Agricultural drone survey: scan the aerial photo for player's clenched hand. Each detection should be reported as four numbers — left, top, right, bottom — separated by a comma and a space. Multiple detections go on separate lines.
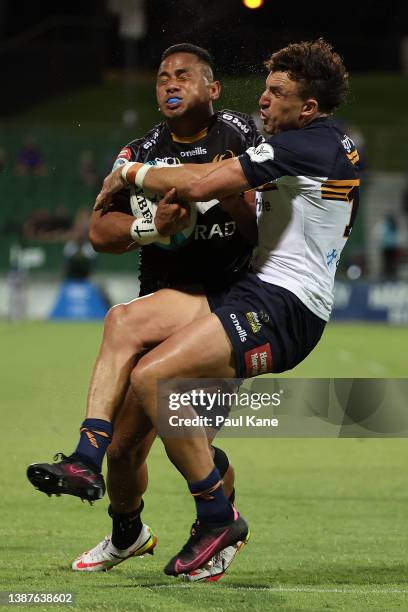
94, 165, 139, 213
155, 188, 191, 237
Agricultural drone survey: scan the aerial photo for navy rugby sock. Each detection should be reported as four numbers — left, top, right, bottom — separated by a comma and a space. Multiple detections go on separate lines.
189, 467, 234, 525
71, 418, 113, 472
212, 446, 235, 505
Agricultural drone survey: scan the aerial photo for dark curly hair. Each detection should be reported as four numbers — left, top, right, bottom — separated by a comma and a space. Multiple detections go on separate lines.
265, 38, 349, 113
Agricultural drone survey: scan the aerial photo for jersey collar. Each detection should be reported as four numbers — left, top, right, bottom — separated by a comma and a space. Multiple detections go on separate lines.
170, 126, 209, 143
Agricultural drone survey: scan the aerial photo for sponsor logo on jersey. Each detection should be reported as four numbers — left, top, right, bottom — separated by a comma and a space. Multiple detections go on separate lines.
151, 156, 182, 165
245, 311, 262, 333
326, 248, 338, 268
244, 343, 272, 376
195, 221, 236, 240
180, 147, 208, 157
340, 135, 360, 165
230, 313, 247, 342
143, 129, 160, 150
246, 143, 274, 163
212, 150, 235, 162
340, 134, 355, 154
222, 113, 250, 134
256, 195, 272, 212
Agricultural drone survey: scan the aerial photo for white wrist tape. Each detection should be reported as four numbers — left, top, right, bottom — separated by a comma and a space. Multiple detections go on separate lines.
134, 164, 152, 188
130, 217, 160, 245
120, 162, 135, 184
121, 162, 152, 188
130, 217, 170, 246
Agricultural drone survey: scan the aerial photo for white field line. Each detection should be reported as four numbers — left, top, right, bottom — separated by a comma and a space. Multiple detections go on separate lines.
146, 584, 408, 595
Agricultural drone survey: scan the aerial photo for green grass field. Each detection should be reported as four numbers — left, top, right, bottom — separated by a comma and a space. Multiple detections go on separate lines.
1, 322, 408, 611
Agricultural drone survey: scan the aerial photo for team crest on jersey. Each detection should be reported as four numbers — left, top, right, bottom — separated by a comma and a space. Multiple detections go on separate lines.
212, 150, 235, 162
247, 143, 274, 163
245, 312, 262, 334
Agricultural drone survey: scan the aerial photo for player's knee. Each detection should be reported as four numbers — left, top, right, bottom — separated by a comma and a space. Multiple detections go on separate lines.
104, 303, 131, 332
107, 435, 134, 467
104, 304, 143, 351
107, 434, 148, 469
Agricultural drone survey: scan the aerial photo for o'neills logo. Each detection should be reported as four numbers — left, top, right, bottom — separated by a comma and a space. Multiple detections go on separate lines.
180, 147, 207, 157
230, 313, 247, 342
244, 343, 272, 376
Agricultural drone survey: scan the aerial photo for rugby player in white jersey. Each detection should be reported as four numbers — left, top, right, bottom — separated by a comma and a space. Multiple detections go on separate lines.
93, 38, 360, 576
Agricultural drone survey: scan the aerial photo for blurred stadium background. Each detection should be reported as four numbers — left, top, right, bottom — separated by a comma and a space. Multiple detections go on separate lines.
1, 0, 408, 325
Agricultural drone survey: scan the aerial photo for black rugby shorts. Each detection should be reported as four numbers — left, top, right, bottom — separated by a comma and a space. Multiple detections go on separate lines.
208, 272, 326, 377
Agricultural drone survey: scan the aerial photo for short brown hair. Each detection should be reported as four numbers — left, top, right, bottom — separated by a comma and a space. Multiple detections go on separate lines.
265, 38, 349, 113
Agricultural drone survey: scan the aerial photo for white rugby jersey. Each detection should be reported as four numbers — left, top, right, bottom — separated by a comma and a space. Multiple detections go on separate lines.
238, 117, 360, 321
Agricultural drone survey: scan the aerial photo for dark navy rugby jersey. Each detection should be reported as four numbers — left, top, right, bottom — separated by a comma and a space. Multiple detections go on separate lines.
238, 116, 360, 321
240, 116, 360, 187
113, 110, 263, 290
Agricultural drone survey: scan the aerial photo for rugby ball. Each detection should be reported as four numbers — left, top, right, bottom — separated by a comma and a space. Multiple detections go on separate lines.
129, 183, 197, 250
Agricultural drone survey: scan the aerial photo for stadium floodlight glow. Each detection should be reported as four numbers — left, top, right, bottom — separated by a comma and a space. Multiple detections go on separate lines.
242, 0, 264, 8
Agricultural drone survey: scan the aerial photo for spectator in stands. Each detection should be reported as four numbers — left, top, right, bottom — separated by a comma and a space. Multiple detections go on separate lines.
23, 205, 72, 241
15, 136, 47, 176
23, 209, 53, 240
78, 150, 98, 188
63, 208, 96, 279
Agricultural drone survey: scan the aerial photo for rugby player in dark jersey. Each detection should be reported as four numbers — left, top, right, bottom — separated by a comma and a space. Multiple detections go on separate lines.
92, 38, 357, 577
27, 44, 262, 581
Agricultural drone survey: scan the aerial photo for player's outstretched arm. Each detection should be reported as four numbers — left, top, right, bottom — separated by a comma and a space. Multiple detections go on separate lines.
142, 157, 249, 201
94, 159, 250, 212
